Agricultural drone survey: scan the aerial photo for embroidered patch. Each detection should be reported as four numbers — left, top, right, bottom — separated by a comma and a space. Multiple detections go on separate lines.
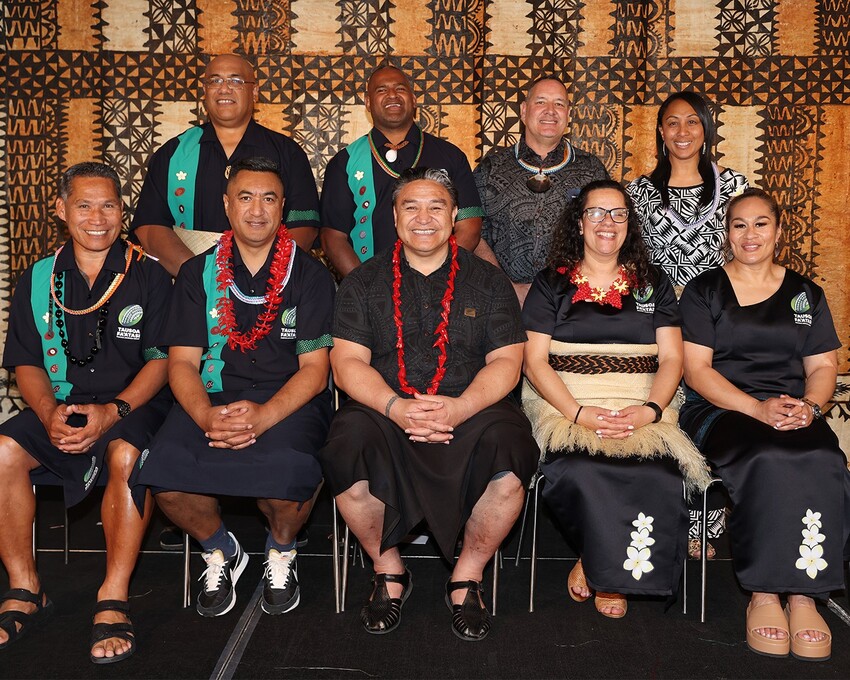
464, 307, 476, 317
83, 455, 99, 491
623, 512, 655, 580
280, 306, 297, 340
118, 305, 144, 326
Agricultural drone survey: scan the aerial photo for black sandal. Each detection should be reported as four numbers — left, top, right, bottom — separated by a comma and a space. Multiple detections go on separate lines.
445, 580, 491, 641
0, 588, 54, 650
360, 569, 412, 634
89, 599, 136, 665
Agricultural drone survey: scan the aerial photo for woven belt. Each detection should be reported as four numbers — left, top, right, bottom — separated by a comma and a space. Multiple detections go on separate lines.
548, 353, 659, 374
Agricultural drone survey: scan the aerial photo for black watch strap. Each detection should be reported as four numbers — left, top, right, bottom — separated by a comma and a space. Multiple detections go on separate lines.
801, 397, 823, 419
110, 398, 131, 418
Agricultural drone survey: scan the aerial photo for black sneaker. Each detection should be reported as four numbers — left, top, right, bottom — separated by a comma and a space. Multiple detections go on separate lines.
196, 533, 248, 617
159, 526, 184, 551
261, 548, 300, 615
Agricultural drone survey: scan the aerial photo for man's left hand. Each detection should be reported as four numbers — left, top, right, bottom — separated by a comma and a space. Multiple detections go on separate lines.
404, 393, 472, 444
56, 403, 119, 453
209, 400, 273, 449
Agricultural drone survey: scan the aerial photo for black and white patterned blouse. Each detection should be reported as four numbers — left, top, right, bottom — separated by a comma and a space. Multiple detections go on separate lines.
627, 168, 748, 287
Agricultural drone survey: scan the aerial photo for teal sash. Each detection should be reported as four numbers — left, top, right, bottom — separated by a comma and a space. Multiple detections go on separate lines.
201, 249, 226, 393
167, 126, 204, 231
31, 258, 72, 401
345, 135, 377, 262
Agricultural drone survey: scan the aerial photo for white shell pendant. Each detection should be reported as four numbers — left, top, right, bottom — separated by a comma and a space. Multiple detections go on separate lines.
385, 148, 398, 163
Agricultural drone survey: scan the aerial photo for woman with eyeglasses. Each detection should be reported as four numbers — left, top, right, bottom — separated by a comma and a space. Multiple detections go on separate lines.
679, 188, 847, 661
627, 91, 749, 561
521, 180, 710, 618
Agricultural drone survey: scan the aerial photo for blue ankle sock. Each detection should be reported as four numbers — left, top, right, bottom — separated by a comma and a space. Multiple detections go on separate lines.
266, 532, 297, 554
200, 523, 236, 557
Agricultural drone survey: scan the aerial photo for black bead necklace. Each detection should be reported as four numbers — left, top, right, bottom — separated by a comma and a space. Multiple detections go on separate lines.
51, 271, 115, 367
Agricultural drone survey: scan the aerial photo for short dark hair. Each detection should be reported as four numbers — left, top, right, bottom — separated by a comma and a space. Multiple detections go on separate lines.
367, 64, 411, 87
725, 187, 780, 230
391, 167, 458, 209
549, 179, 656, 289
226, 156, 283, 190
57, 162, 121, 201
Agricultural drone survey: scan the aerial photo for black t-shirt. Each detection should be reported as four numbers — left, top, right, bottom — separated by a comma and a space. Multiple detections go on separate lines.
679, 267, 841, 399
164, 242, 335, 392
3, 239, 172, 403
320, 125, 483, 259
131, 120, 320, 233
333, 247, 525, 397
523, 267, 680, 342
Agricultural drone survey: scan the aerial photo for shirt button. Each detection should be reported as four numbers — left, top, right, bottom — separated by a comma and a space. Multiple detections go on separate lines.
250, 288, 256, 294
252, 383, 257, 388
91, 395, 98, 401
251, 359, 256, 364
89, 368, 95, 373
423, 302, 430, 309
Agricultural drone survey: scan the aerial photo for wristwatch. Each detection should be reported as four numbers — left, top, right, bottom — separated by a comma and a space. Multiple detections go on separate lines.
801, 397, 823, 419
110, 398, 131, 418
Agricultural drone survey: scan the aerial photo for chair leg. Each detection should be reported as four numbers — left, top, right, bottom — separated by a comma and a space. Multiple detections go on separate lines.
63, 506, 69, 565
514, 490, 531, 567
492, 548, 500, 616
700, 481, 711, 623
681, 481, 687, 615
182, 531, 191, 608
32, 485, 37, 563
341, 525, 351, 613
529, 477, 541, 613
332, 497, 342, 614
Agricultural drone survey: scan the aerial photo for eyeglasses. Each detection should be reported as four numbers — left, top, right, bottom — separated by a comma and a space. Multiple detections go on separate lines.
203, 77, 256, 89
583, 207, 629, 223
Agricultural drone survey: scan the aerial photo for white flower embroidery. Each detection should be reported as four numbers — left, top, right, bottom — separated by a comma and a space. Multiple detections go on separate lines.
623, 546, 654, 580
632, 513, 654, 531
629, 529, 656, 549
796, 544, 828, 580
802, 509, 822, 529
801, 527, 825, 548
354, 170, 364, 181
42, 312, 50, 324
175, 171, 187, 181
209, 308, 219, 319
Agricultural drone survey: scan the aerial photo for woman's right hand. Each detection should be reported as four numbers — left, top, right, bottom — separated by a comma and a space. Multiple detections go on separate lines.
578, 406, 635, 440
751, 395, 807, 430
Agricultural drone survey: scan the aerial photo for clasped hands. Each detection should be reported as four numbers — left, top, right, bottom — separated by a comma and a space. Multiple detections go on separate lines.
48, 403, 118, 454
752, 395, 811, 431
389, 393, 472, 444
575, 404, 656, 439
202, 400, 272, 450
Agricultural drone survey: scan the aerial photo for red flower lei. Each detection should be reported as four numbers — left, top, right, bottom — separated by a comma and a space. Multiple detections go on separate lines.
211, 224, 293, 352
392, 236, 459, 395
558, 264, 633, 309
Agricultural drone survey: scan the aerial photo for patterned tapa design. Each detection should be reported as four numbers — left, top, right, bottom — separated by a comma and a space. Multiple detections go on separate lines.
0, 0, 848, 422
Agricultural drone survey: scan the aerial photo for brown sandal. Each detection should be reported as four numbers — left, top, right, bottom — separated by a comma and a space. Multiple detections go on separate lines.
745, 600, 790, 658
595, 592, 627, 619
567, 560, 591, 603
786, 603, 831, 662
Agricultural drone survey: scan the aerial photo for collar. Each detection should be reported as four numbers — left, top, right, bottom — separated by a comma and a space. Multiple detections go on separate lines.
518, 135, 570, 167
54, 238, 127, 274
399, 243, 453, 280
201, 119, 263, 149
370, 124, 421, 148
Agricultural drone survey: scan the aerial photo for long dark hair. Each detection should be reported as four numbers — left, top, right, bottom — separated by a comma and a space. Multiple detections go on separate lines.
549, 179, 655, 289
649, 91, 717, 210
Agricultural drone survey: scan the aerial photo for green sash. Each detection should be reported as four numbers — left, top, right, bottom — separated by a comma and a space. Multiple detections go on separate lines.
167, 126, 204, 231
201, 249, 226, 393
31, 258, 72, 401
345, 135, 377, 262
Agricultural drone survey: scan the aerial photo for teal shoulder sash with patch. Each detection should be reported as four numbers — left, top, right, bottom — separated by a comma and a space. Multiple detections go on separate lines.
345, 135, 377, 262
167, 126, 204, 231
31, 258, 72, 401
201, 249, 226, 393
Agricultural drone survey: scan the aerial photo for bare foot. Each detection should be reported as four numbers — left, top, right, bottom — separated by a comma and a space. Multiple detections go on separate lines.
90, 607, 134, 660
0, 585, 45, 645
787, 594, 829, 643
749, 592, 787, 640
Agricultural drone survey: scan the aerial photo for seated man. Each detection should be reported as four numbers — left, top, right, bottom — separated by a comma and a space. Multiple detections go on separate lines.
319, 167, 538, 641
132, 157, 335, 618
0, 162, 172, 663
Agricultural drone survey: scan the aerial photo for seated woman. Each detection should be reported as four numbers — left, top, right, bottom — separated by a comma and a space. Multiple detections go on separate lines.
522, 179, 710, 618
679, 187, 849, 661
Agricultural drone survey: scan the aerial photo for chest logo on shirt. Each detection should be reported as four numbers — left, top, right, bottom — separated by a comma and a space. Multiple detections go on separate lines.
633, 286, 654, 314
116, 304, 143, 340
791, 292, 812, 326
280, 306, 297, 340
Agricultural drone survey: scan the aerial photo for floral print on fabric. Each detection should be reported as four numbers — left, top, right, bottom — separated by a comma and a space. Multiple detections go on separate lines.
624, 513, 655, 580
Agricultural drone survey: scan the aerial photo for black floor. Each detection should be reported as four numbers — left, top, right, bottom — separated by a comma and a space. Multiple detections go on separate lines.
1, 487, 849, 679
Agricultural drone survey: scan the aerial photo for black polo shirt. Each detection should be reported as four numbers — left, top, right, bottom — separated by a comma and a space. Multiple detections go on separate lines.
333, 247, 525, 398
165, 242, 335, 392
3, 239, 172, 404
130, 120, 320, 233
320, 125, 483, 258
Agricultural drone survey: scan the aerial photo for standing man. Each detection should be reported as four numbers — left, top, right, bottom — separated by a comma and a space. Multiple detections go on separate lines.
132, 157, 335, 618
320, 65, 483, 277
0, 163, 172, 663
319, 168, 537, 641
474, 76, 608, 305
132, 54, 320, 275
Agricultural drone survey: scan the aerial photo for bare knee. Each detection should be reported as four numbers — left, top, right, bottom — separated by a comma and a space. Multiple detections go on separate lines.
337, 479, 372, 504
0, 435, 38, 480
487, 472, 523, 502
105, 440, 141, 483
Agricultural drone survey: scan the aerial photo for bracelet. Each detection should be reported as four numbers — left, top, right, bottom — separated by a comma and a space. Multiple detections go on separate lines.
644, 401, 663, 423
385, 395, 400, 418
573, 405, 584, 423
